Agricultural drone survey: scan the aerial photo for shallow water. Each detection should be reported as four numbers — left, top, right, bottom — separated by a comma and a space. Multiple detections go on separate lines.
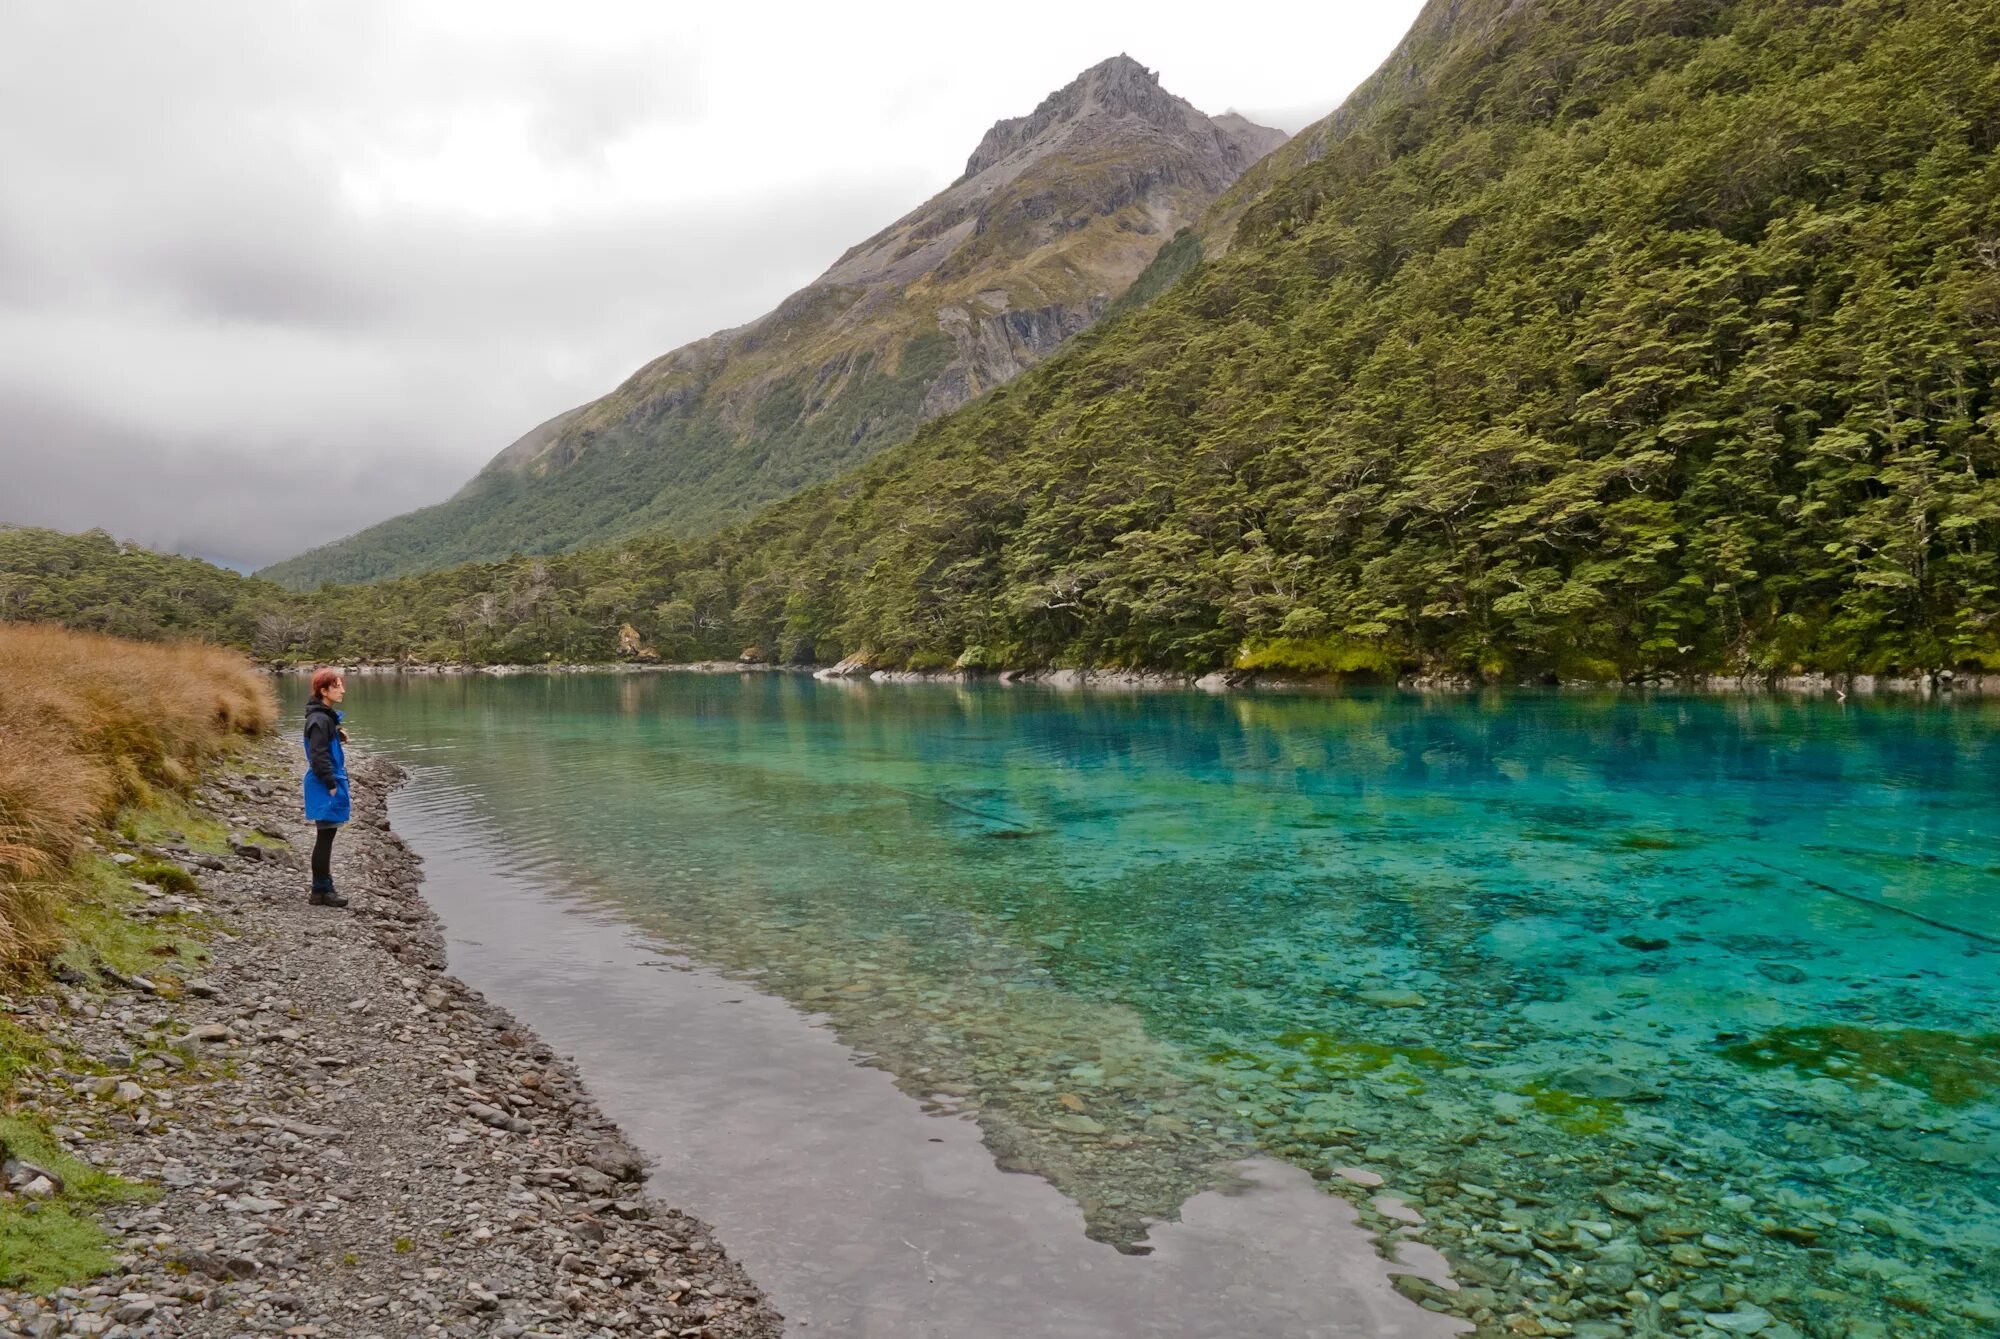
325, 674, 2000, 1336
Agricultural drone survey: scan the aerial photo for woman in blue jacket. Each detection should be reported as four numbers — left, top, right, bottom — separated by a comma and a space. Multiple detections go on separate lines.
302, 667, 351, 907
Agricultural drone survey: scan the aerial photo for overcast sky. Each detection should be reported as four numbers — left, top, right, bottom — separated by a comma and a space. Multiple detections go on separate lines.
0, 0, 1426, 570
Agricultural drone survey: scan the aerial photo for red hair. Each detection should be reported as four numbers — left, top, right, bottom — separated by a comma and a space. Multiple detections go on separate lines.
310, 667, 343, 699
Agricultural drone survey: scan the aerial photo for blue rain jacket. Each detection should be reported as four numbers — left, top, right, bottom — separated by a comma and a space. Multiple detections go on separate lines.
302, 700, 350, 824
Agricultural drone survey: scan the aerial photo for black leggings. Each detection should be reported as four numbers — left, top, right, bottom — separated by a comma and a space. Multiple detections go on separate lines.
311, 822, 339, 887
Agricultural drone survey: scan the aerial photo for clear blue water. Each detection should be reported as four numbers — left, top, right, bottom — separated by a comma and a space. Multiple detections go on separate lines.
326, 673, 2000, 1335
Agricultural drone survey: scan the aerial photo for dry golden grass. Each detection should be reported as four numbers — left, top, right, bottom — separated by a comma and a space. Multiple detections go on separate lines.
0, 623, 275, 975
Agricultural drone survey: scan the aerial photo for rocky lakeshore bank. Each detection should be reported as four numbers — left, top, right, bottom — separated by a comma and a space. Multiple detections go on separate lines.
281, 661, 2000, 697
0, 745, 782, 1339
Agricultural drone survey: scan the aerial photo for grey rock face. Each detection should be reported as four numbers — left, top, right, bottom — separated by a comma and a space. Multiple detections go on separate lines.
924, 298, 1109, 418
956, 54, 1214, 183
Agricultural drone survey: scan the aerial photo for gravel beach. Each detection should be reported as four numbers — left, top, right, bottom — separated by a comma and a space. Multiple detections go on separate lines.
0, 743, 784, 1339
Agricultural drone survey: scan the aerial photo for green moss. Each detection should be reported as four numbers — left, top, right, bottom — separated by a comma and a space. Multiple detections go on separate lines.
0, 1117, 151, 1208
1516, 1081, 1627, 1135
1271, 1032, 1456, 1072
1554, 654, 1623, 682
1720, 1025, 2000, 1106
0, 1206, 119, 1291
1234, 638, 1400, 678
127, 859, 199, 895
0, 768, 237, 1294
1209, 1033, 1455, 1102
116, 797, 231, 855
0, 1015, 54, 1096
0, 1116, 154, 1292
1616, 832, 1688, 851
51, 856, 207, 987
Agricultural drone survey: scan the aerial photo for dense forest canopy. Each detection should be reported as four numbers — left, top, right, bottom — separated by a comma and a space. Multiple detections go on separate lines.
6, 0, 1998, 680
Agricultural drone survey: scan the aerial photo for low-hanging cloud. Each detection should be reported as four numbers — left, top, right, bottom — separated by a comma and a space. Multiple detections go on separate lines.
0, 0, 1423, 570
0, 2, 929, 568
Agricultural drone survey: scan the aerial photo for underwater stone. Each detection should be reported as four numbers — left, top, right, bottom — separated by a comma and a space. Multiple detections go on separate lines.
1599, 1187, 1668, 1217
1374, 1195, 1423, 1225
1705, 1303, 1774, 1332
1388, 1274, 1454, 1310
1548, 1065, 1656, 1100
1584, 1262, 1637, 1291
1356, 988, 1427, 1008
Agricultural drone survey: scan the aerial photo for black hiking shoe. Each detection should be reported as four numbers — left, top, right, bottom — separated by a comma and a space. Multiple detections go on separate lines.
309, 887, 350, 907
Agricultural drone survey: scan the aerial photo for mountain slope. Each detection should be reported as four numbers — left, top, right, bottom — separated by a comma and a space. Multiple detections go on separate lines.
645, 0, 1996, 681
261, 58, 1283, 589
254, 0, 1994, 686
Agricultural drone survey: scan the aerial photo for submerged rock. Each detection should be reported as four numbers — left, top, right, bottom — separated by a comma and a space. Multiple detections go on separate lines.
1548, 1064, 1657, 1101
1599, 1186, 1669, 1217
1706, 1303, 1775, 1333
1356, 988, 1428, 1008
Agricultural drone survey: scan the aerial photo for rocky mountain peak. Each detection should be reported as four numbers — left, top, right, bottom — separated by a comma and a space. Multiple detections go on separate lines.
955, 54, 1201, 184
261, 56, 1286, 587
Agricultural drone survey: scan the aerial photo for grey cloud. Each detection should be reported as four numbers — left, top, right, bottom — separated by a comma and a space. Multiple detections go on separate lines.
1231, 100, 1344, 135
0, 175, 913, 568
0, 389, 460, 572
519, 45, 706, 162
0, 2, 925, 569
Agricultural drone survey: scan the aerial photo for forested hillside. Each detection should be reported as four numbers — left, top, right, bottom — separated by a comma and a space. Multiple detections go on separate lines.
0, 527, 287, 649
686, 0, 2000, 679
10, 0, 1999, 680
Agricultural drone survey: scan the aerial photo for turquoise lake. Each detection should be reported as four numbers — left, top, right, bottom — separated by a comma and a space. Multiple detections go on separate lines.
327, 672, 2000, 1336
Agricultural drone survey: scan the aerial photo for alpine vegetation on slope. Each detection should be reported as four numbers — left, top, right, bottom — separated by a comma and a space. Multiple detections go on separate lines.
260, 57, 1285, 590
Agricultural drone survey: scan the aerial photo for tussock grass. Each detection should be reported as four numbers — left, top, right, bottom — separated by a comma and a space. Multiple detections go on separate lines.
0, 623, 273, 979
0, 625, 259, 1291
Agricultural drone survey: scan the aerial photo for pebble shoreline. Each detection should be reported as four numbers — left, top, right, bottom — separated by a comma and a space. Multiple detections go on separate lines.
0, 744, 784, 1339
